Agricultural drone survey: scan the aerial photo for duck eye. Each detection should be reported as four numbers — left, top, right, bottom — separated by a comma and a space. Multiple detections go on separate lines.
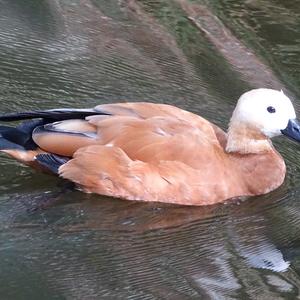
267, 106, 276, 113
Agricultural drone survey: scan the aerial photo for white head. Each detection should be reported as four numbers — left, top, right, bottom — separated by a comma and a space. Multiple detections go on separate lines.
230, 88, 296, 138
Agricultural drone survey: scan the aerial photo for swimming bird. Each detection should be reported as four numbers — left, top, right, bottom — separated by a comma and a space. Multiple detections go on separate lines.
0, 88, 299, 205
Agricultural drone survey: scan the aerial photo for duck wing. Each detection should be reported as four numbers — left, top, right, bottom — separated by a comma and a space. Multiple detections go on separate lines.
0, 103, 229, 204
57, 103, 228, 204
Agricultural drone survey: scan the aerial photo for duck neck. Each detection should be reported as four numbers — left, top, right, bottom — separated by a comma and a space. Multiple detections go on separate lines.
226, 121, 273, 154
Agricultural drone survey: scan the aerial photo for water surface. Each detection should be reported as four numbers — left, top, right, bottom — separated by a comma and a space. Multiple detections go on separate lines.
1, 0, 300, 299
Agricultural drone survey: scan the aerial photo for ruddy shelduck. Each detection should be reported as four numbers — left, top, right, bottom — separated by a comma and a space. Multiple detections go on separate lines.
0, 88, 299, 205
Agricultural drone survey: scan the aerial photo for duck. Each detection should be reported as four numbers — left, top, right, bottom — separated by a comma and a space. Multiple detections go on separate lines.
0, 88, 299, 206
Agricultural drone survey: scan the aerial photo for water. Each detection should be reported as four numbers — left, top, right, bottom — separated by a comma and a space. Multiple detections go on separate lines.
0, 0, 300, 299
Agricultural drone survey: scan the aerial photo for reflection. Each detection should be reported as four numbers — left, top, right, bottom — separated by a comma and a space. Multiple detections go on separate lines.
227, 217, 290, 272
0, 0, 300, 298
1, 191, 299, 298
266, 274, 294, 293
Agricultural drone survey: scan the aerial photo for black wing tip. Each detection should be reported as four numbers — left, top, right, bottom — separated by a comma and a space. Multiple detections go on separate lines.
0, 113, 30, 122
35, 154, 69, 174
0, 111, 48, 121
0, 108, 108, 122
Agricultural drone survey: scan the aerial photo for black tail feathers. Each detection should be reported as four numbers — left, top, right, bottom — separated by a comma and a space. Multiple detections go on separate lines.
0, 119, 45, 151
0, 136, 25, 151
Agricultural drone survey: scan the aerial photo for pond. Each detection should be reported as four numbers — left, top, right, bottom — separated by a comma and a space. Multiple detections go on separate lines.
1, 0, 300, 299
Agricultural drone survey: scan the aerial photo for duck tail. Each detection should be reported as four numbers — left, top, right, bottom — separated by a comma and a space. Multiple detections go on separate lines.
0, 107, 106, 172
0, 120, 70, 174
0, 119, 44, 151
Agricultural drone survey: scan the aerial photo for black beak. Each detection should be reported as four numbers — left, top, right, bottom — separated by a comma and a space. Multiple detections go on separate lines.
281, 119, 300, 142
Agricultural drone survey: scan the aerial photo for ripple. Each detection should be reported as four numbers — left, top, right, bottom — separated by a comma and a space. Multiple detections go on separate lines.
0, 0, 300, 299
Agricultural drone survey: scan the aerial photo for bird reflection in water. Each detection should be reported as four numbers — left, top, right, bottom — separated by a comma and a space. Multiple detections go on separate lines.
8, 189, 296, 299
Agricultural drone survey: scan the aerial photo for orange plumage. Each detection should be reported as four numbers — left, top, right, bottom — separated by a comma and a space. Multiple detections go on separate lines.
0, 89, 299, 205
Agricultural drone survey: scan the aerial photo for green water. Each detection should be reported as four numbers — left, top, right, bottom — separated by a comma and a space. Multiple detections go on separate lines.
1, 0, 300, 299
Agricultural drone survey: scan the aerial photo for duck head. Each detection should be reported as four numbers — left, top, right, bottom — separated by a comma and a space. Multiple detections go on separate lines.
227, 88, 300, 153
